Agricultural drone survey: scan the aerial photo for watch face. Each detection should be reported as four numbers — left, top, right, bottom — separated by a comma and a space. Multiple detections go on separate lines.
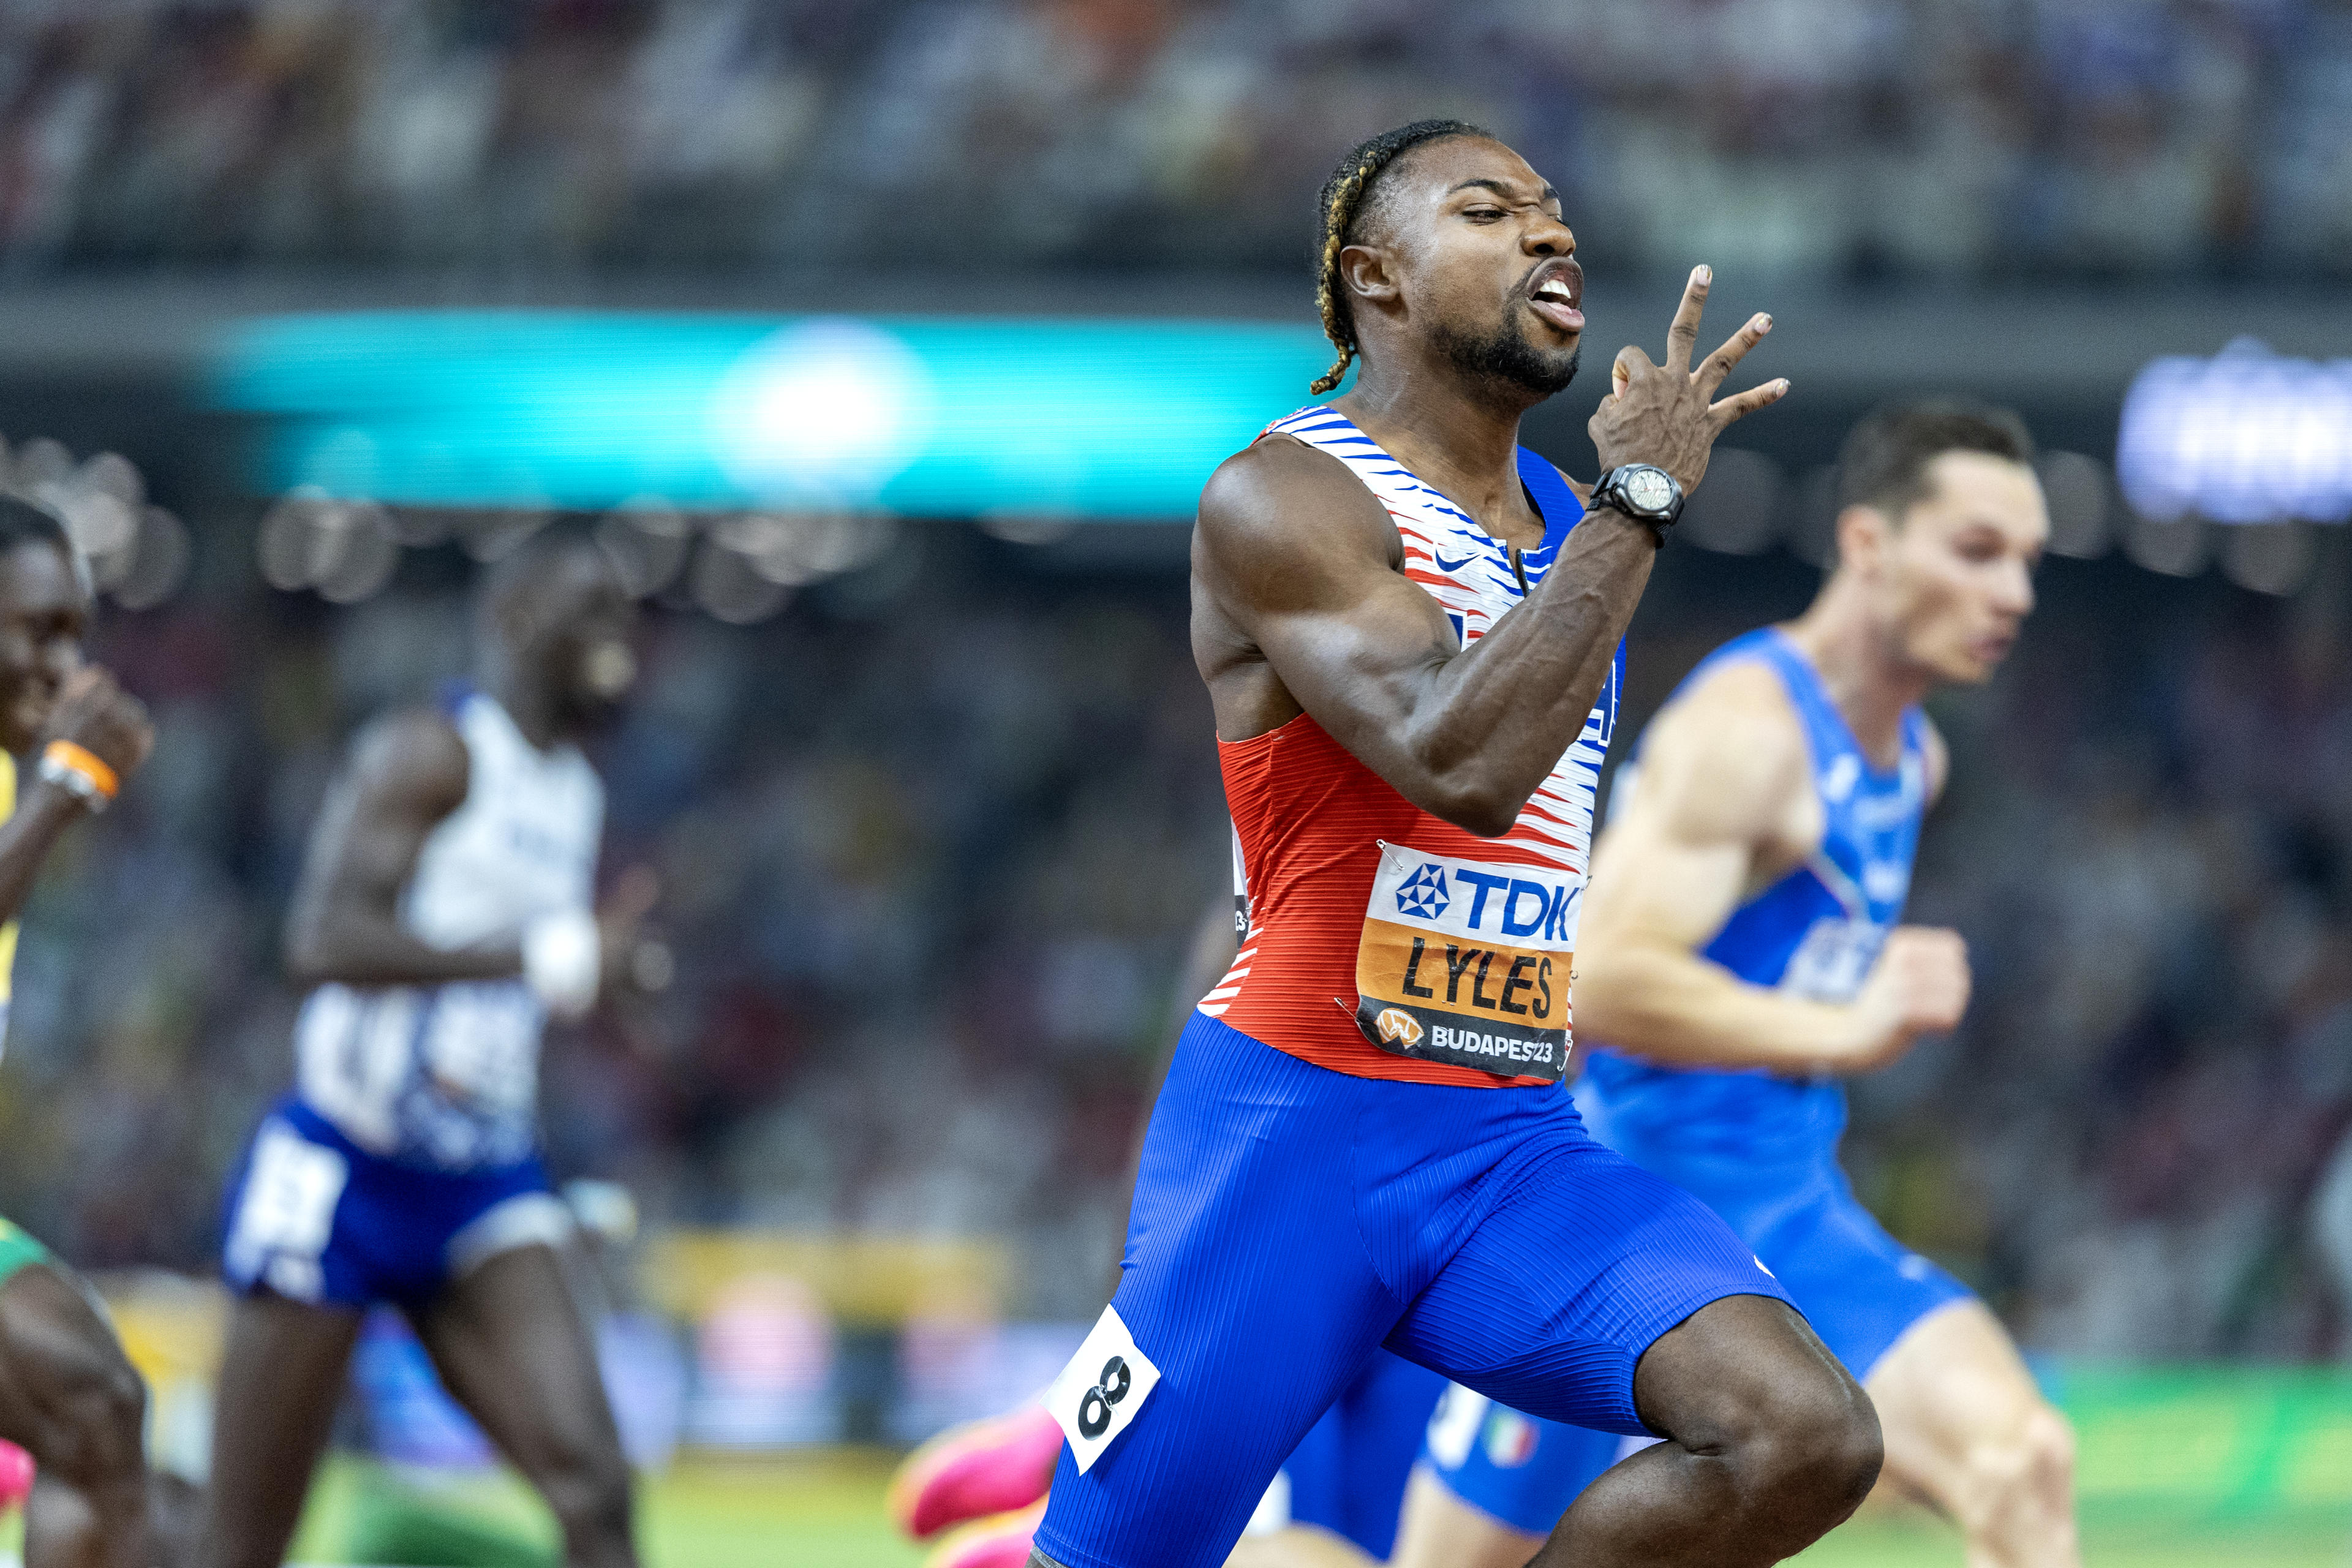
1625, 467, 1675, 513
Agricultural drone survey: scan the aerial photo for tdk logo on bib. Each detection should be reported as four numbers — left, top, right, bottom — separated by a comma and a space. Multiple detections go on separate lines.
1352, 843, 1580, 1082
1047, 1305, 1162, 1473
1395, 864, 1450, 920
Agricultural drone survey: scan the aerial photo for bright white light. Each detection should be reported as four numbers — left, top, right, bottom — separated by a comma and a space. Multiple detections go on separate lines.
707, 318, 935, 505
2117, 338, 2352, 525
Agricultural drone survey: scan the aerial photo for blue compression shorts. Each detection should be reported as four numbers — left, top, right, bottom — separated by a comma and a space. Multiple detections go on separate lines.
1275, 1350, 1447, 1558
1424, 1080, 1973, 1536
220, 1097, 571, 1310
1033, 1014, 1788, 1568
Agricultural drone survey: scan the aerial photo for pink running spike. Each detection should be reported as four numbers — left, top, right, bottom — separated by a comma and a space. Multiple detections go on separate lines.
0, 1439, 32, 1511
889, 1401, 1063, 1540
923, 1499, 1046, 1568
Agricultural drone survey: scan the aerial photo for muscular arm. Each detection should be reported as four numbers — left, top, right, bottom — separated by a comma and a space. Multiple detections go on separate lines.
1571, 663, 1860, 1069
1194, 440, 1654, 837
0, 664, 155, 933
1195, 275, 1782, 838
284, 710, 524, 987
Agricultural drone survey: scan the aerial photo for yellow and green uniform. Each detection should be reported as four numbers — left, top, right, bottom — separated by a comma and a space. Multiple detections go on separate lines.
0, 750, 18, 1043
0, 752, 55, 1287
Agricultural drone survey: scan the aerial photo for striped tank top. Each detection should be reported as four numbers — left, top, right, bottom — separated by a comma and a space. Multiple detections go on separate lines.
1204, 405, 1623, 1086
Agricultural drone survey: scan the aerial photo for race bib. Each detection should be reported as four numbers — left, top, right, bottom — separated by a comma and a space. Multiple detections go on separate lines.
1046, 1305, 1162, 1474
1352, 843, 1577, 1081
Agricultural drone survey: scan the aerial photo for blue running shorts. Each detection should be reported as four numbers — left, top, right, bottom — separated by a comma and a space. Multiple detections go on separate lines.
1422, 1080, 1973, 1533
1580, 1086, 1972, 1384
221, 1097, 571, 1310
1032, 1014, 1788, 1568
1271, 1350, 1447, 1558
1421, 1379, 1630, 1536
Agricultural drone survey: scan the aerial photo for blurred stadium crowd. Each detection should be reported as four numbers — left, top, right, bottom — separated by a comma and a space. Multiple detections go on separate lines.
0, 515, 1228, 1331
0, 478, 2340, 1369
0, 0, 2344, 278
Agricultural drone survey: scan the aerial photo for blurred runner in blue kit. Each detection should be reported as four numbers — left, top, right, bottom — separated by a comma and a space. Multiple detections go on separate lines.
1393, 402, 2080, 1568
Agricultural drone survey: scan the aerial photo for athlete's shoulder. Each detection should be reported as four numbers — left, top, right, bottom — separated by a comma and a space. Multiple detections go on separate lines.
1634, 659, 1810, 835
347, 705, 470, 818
1196, 432, 1396, 586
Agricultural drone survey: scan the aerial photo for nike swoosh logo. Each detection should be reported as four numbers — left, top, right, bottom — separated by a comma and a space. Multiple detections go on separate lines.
1431, 551, 1475, 573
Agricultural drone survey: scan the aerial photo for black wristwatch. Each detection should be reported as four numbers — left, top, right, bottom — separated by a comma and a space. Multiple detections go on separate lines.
1590, 464, 1684, 540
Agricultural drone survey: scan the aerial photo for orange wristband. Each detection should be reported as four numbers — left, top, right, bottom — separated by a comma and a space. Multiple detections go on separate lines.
42, 740, 119, 801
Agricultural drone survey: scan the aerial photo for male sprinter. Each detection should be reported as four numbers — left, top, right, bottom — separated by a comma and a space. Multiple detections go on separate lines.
0, 497, 170, 1568
202, 534, 653, 1568
905, 896, 1447, 1568
1399, 402, 2076, 1568
1030, 119, 1879, 1568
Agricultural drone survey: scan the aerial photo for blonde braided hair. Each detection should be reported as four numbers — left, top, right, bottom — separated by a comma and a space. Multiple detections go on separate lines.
1309, 119, 1491, 396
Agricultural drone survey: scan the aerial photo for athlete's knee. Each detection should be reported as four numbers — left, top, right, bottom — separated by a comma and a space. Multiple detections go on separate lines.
1730, 1360, 1883, 1520
1959, 1401, 2076, 1529
534, 1437, 633, 1545
2023, 1402, 2076, 1492
26, 1337, 146, 1487
1643, 1299, 1882, 1528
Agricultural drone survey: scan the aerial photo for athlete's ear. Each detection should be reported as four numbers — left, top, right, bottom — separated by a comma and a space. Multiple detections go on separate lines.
1833, 505, 1893, 577
1337, 242, 1403, 311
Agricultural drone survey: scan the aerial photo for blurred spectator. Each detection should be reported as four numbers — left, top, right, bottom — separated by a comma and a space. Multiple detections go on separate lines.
0, 0, 2346, 279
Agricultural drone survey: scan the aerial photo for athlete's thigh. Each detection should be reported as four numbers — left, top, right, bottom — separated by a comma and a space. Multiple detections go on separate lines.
1865, 1297, 2057, 1500
1743, 1168, 1973, 1385
410, 1242, 624, 1486
1281, 1351, 1447, 1559
1389, 1133, 1785, 1434
201, 1292, 364, 1568
1035, 1020, 1400, 1568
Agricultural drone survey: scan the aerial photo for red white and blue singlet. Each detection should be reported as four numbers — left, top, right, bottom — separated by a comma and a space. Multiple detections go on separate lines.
1206, 405, 1623, 1086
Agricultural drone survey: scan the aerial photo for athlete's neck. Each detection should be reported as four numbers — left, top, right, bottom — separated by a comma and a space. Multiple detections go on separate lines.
482, 665, 568, 752
1330, 369, 1544, 549
1782, 578, 1931, 769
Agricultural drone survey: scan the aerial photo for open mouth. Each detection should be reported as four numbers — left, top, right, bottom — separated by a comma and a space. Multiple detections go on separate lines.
1526, 259, 1583, 334
1970, 634, 2016, 665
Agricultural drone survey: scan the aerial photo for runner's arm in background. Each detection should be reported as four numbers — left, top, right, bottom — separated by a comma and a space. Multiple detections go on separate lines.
284, 709, 658, 992
1193, 274, 1784, 837
0, 668, 151, 929
1574, 662, 1967, 1074
281, 709, 515, 986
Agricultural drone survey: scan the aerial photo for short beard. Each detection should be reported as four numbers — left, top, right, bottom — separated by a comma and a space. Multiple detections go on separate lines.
1432, 316, 1581, 401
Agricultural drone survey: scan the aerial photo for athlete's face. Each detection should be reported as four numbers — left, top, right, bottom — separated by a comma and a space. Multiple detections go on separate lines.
1352, 138, 1583, 398
522, 550, 639, 731
1855, 452, 2046, 685
0, 541, 86, 754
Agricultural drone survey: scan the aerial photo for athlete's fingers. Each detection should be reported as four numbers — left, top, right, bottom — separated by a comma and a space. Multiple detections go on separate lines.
1613, 353, 1632, 398
1695, 313, 1771, 395
1664, 263, 1710, 372
1614, 344, 1656, 391
1708, 378, 1791, 426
